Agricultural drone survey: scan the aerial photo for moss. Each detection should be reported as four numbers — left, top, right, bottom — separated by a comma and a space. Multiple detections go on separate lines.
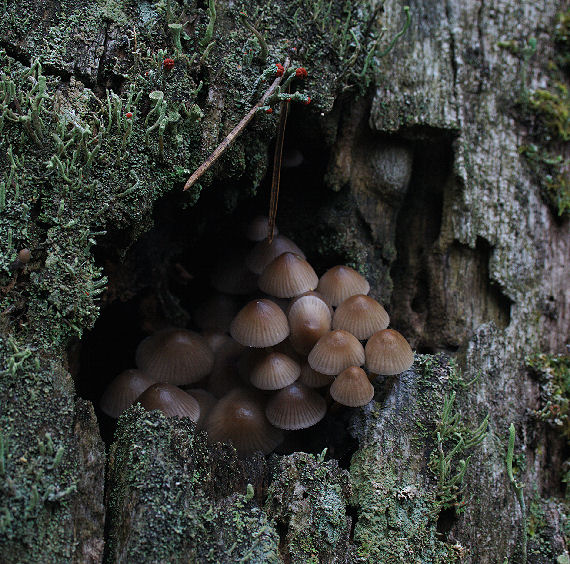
503, 11, 570, 217
527, 353, 570, 440
265, 452, 352, 563
106, 405, 280, 563
349, 355, 488, 563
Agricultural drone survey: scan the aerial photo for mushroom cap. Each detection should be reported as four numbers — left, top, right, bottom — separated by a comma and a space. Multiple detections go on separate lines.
194, 295, 240, 333
137, 383, 200, 421
365, 328, 414, 375
265, 382, 327, 430
288, 291, 333, 316
258, 252, 318, 298
316, 265, 370, 307
246, 216, 279, 242
100, 369, 155, 418
330, 367, 375, 407
18, 248, 31, 264
332, 294, 390, 340
288, 295, 332, 356
135, 328, 214, 385
307, 329, 365, 375
205, 388, 283, 456
246, 235, 305, 275
210, 252, 259, 295
230, 299, 290, 347
299, 362, 335, 388
249, 350, 301, 390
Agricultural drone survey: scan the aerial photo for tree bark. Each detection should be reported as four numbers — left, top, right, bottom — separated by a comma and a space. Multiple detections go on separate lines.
0, 0, 568, 562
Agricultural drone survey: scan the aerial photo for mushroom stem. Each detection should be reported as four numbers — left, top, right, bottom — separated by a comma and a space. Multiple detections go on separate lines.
183, 57, 291, 192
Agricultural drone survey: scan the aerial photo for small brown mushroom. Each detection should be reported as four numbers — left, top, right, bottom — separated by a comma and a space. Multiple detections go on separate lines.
332, 294, 389, 340
288, 294, 332, 356
137, 383, 200, 422
330, 366, 374, 407
307, 329, 365, 375
135, 328, 214, 385
317, 265, 370, 307
230, 299, 290, 348
265, 382, 327, 430
246, 235, 305, 275
258, 252, 318, 298
249, 350, 301, 390
365, 328, 414, 375
100, 369, 155, 418
205, 388, 283, 456
299, 362, 335, 388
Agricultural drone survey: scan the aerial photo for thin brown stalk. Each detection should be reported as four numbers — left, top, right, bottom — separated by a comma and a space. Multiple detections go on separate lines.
183, 57, 290, 192
267, 86, 289, 244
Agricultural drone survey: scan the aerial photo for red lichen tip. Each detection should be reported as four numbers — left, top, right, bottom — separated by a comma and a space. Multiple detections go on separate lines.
275, 63, 285, 77
304, 96, 311, 105
125, 112, 133, 119
265, 107, 273, 114
163, 58, 175, 70
295, 67, 308, 78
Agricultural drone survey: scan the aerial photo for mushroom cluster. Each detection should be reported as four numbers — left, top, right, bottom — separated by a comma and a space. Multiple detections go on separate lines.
99, 217, 414, 457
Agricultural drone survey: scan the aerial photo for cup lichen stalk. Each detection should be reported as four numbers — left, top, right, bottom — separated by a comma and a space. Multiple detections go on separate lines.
183, 57, 291, 192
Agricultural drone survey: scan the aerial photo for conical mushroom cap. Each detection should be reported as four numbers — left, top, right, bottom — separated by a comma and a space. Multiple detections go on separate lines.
265, 382, 326, 430
308, 330, 365, 375
135, 328, 214, 385
330, 367, 375, 407
205, 389, 283, 456
332, 294, 390, 339
137, 383, 200, 421
230, 299, 289, 347
365, 328, 414, 375
258, 252, 318, 298
317, 265, 370, 307
246, 216, 279, 242
299, 362, 335, 388
288, 291, 334, 316
100, 369, 155, 418
194, 295, 240, 333
249, 351, 301, 390
288, 295, 332, 356
246, 235, 305, 275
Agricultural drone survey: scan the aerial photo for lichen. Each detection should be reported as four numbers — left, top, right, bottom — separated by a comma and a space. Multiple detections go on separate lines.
265, 451, 352, 563
106, 405, 280, 563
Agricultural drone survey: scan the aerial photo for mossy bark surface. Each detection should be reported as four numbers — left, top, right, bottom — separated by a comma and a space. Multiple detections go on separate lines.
1, 0, 569, 563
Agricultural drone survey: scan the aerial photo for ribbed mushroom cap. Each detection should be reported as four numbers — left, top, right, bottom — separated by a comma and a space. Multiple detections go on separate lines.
317, 265, 370, 307
265, 382, 326, 430
365, 329, 414, 375
246, 235, 305, 275
308, 330, 365, 375
299, 362, 335, 388
205, 389, 283, 456
203, 332, 244, 360
258, 252, 318, 298
186, 389, 217, 429
288, 291, 334, 316
135, 329, 214, 385
330, 367, 375, 407
210, 253, 259, 295
194, 295, 240, 333
230, 299, 290, 347
288, 295, 332, 356
100, 369, 155, 418
246, 216, 279, 242
137, 383, 200, 421
249, 351, 301, 390
332, 294, 390, 340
